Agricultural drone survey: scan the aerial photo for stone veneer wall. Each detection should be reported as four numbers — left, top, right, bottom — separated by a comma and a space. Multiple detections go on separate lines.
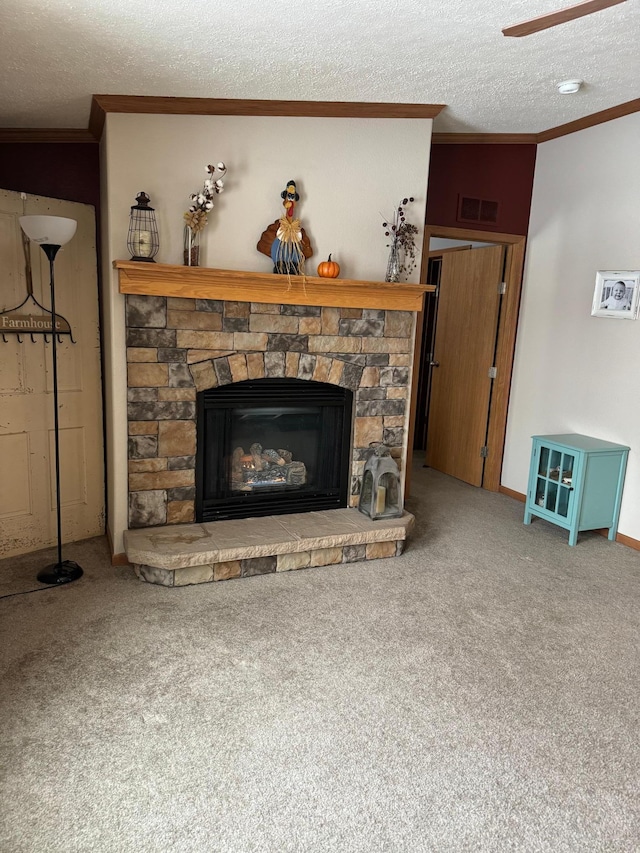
125, 295, 415, 528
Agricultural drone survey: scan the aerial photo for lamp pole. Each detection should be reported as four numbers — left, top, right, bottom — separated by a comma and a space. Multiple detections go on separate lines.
19, 216, 82, 585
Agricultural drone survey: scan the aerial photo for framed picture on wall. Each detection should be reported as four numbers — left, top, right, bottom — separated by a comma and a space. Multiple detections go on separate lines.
591, 271, 640, 319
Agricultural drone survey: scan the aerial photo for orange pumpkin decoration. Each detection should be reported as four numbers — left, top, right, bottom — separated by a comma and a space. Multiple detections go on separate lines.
317, 254, 340, 278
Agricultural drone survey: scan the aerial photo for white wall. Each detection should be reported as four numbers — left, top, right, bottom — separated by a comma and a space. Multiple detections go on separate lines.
502, 112, 640, 541
102, 113, 433, 554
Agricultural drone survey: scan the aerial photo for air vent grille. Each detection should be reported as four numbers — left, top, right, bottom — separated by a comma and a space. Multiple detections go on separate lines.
457, 195, 499, 225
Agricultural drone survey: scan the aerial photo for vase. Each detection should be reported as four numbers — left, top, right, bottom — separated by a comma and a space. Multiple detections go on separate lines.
385, 241, 400, 283
183, 226, 200, 267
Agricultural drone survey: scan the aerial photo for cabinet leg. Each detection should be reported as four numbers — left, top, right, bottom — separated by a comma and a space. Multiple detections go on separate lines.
568, 528, 578, 546
607, 527, 617, 541
524, 511, 532, 525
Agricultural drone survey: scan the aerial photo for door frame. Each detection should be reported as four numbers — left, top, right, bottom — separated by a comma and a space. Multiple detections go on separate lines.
408, 225, 526, 492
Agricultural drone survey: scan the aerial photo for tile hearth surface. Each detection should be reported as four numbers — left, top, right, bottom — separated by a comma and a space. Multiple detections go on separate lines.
125, 508, 414, 570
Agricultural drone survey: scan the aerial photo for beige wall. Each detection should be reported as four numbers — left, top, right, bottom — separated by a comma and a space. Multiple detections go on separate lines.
100, 121, 129, 556
102, 113, 433, 554
502, 112, 640, 541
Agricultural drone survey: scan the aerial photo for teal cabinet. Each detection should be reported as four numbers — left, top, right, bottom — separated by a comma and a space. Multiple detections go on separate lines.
524, 434, 629, 546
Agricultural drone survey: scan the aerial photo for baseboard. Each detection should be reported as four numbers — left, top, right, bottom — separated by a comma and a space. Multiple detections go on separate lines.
499, 485, 640, 550
499, 485, 526, 502
106, 522, 131, 566
597, 529, 640, 551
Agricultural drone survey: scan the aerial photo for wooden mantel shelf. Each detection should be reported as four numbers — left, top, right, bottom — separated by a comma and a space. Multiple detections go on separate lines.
114, 261, 433, 312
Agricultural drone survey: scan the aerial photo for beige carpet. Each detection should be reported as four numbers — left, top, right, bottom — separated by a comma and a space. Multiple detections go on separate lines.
1, 466, 639, 852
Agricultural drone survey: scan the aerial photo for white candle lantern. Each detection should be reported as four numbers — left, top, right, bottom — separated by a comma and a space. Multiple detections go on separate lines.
358, 443, 403, 520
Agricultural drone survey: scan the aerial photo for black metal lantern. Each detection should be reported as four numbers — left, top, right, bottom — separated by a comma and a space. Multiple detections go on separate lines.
358, 443, 403, 520
127, 192, 159, 262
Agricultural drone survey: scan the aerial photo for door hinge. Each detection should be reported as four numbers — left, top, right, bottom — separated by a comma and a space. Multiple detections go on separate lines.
488, 366, 497, 379
480, 446, 489, 458
499, 281, 506, 295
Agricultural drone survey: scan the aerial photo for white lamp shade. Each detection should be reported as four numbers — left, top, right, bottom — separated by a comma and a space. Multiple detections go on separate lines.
19, 215, 77, 246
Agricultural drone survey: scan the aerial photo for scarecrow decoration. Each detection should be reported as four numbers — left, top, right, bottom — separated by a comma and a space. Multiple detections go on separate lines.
257, 180, 313, 275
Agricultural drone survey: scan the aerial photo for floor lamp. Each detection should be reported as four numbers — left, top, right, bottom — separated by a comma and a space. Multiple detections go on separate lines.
19, 215, 83, 586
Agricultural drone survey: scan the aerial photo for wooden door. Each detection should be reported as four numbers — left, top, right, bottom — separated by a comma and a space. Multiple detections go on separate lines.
0, 190, 104, 559
425, 244, 504, 486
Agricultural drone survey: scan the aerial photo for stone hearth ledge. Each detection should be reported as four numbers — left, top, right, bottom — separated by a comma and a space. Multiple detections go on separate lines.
124, 508, 414, 585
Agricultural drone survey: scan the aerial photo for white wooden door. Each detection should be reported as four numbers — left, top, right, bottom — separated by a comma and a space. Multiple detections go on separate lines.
0, 190, 104, 559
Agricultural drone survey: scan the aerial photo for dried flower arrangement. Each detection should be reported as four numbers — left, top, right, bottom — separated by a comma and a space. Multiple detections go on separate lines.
183, 162, 227, 265
184, 162, 227, 234
382, 197, 419, 281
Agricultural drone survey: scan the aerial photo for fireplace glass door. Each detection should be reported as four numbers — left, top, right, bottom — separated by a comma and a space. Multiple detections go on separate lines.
196, 378, 352, 522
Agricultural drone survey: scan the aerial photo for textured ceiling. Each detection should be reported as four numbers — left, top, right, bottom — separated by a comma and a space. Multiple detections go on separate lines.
0, 0, 638, 133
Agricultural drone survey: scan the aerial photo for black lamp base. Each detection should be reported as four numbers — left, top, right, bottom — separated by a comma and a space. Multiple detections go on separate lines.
37, 560, 83, 586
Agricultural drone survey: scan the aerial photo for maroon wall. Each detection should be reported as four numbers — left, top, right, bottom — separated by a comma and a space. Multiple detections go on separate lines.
0, 143, 100, 210
426, 144, 537, 236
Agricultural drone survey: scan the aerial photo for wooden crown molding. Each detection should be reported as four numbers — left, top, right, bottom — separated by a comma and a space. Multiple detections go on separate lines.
502, 0, 626, 37
432, 99, 640, 146
4, 95, 636, 147
537, 97, 640, 142
89, 94, 445, 140
432, 133, 538, 144
0, 128, 97, 143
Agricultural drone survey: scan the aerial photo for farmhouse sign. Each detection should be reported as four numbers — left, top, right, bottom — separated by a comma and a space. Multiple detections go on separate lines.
1, 226, 76, 343
1, 312, 71, 335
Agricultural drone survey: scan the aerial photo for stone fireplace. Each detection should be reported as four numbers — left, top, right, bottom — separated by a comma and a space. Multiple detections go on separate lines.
117, 262, 429, 585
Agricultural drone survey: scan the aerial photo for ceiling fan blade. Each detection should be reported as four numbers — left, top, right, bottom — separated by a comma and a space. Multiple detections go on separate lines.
502, 0, 627, 37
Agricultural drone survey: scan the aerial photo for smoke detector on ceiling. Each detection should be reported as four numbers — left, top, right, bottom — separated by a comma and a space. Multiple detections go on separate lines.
556, 79, 583, 94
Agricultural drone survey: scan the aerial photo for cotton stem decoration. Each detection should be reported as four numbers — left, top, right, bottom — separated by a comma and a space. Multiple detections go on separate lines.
182, 162, 227, 266
184, 162, 226, 233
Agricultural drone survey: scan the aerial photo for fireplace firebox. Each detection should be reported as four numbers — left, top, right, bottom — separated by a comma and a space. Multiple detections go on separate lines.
196, 378, 353, 522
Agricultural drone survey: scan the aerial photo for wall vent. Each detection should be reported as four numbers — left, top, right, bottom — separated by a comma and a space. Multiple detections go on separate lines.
457, 195, 499, 225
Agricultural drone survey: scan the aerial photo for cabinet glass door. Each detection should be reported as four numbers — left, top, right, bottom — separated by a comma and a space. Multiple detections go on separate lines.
537, 446, 550, 477
535, 446, 575, 517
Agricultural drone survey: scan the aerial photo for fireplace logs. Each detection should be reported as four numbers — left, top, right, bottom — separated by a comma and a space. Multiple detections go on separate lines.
231, 442, 307, 491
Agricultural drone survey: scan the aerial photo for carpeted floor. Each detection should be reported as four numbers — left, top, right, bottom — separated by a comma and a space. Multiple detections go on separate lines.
1, 466, 639, 852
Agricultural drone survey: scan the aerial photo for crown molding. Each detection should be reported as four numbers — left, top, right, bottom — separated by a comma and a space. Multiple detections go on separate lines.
4, 96, 637, 147
431, 133, 537, 144
0, 128, 97, 143
89, 94, 445, 140
432, 99, 640, 145
537, 97, 640, 142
